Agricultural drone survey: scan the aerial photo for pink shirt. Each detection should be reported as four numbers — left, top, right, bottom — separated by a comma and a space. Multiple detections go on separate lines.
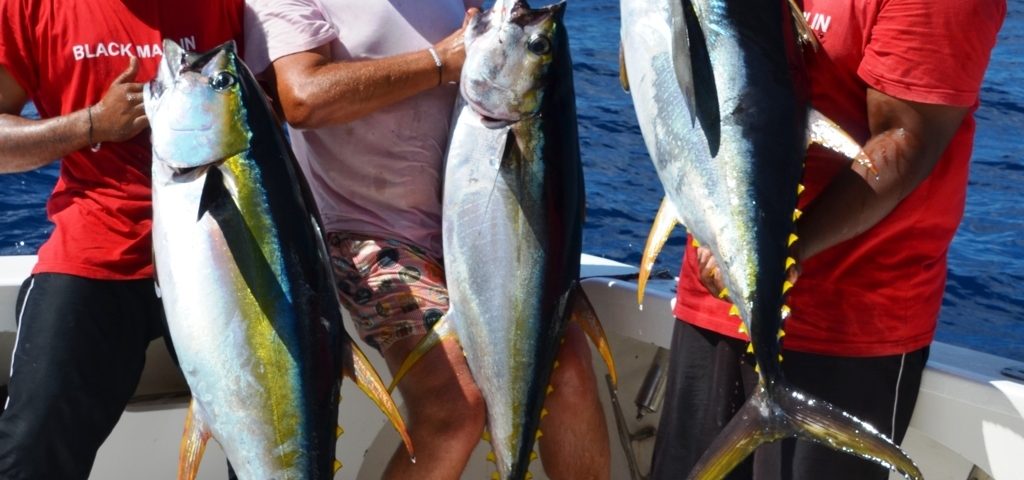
244, 0, 481, 259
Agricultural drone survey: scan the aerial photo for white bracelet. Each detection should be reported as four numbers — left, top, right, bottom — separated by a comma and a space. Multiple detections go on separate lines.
426, 47, 443, 85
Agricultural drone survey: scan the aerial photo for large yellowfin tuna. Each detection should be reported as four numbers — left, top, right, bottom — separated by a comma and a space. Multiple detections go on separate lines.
388, 2, 615, 479
619, 0, 921, 478
144, 40, 411, 479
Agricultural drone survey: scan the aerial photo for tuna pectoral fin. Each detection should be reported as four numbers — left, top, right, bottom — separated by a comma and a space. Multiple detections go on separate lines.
638, 197, 679, 307
178, 400, 211, 480
806, 108, 878, 178
387, 316, 456, 393
345, 338, 416, 461
570, 285, 618, 386
688, 384, 922, 480
787, 0, 821, 51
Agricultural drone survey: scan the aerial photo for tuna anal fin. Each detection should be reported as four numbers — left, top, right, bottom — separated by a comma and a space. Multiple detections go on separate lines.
638, 197, 680, 307
618, 43, 630, 92
570, 286, 618, 387
178, 400, 211, 480
788, 0, 821, 51
387, 316, 456, 393
806, 108, 878, 178
345, 338, 416, 461
687, 384, 922, 480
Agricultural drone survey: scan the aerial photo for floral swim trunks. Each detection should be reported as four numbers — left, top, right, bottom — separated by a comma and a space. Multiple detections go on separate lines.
326, 232, 448, 352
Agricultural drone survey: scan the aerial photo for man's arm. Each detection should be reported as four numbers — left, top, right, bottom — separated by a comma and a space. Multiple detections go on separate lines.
792, 88, 968, 262
0, 58, 149, 174
268, 10, 476, 129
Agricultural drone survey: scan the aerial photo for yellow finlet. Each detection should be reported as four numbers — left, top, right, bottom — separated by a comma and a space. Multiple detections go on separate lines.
793, 208, 803, 221
491, 472, 501, 480
541, 408, 550, 419
530, 451, 539, 462
777, 329, 786, 340
486, 451, 496, 463
553, 360, 560, 369
691, 237, 701, 248
781, 304, 792, 319
728, 305, 740, 317
782, 281, 794, 295
746, 343, 754, 354
618, 43, 630, 92
482, 430, 491, 442
526, 472, 535, 480
718, 288, 729, 299
638, 197, 680, 306
536, 429, 544, 440
788, 233, 799, 247
778, 354, 785, 362
797, 184, 805, 195
737, 322, 747, 334
786, 257, 796, 270
546, 385, 555, 395
336, 425, 343, 438
333, 459, 342, 474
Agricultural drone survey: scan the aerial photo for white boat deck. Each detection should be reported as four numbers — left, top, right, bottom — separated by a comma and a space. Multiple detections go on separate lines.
0, 254, 1022, 479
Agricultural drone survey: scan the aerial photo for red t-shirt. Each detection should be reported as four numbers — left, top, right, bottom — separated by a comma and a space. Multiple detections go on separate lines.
0, 0, 243, 280
674, 0, 1006, 356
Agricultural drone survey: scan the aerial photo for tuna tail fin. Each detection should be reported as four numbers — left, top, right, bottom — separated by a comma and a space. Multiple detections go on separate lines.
569, 285, 618, 386
637, 197, 679, 307
344, 338, 416, 461
178, 400, 212, 480
387, 316, 456, 393
687, 383, 922, 480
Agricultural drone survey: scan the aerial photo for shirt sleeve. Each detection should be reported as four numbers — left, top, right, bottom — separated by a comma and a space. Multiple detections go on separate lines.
858, 0, 1006, 107
0, 0, 38, 97
243, 0, 338, 74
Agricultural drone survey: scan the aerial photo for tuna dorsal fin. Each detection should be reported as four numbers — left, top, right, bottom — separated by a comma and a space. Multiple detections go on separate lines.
688, 383, 922, 479
387, 316, 456, 393
177, 399, 211, 480
638, 197, 680, 307
618, 43, 630, 92
806, 108, 878, 177
344, 337, 416, 461
681, 0, 721, 156
569, 286, 618, 387
787, 0, 821, 52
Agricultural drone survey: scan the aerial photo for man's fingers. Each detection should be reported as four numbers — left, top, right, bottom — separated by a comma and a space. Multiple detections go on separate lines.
113, 56, 140, 84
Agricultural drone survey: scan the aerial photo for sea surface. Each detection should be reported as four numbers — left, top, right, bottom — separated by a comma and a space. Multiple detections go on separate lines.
1, 2, 1021, 362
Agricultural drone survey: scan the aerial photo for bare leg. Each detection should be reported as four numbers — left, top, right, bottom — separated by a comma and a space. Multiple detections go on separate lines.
538, 323, 611, 480
380, 335, 486, 480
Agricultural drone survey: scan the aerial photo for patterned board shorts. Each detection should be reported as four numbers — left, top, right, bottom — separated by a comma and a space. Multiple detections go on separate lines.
326, 232, 448, 352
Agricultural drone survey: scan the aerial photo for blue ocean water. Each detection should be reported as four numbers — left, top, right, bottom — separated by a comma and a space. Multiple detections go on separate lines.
1, 3, 1021, 361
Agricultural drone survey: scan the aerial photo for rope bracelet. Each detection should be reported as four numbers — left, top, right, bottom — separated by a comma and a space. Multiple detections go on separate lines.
426, 47, 443, 86
87, 106, 101, 152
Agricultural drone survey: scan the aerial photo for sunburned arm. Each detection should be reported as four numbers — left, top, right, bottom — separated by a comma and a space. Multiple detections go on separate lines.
792, 88, 969, 262
269, 9, 476, 129
0, 58, 148, 173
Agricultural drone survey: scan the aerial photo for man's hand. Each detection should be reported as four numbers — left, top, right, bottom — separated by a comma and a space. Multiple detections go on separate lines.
695, 245, 801, 302
434, 8, 480, 84
90, 56, 148, 144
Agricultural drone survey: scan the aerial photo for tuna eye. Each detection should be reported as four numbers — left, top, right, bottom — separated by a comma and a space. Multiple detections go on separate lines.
209, 71, 237, 92
527, 35, 551, 56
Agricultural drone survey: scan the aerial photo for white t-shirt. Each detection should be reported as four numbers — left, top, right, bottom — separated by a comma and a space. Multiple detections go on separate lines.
244, 0, 481, 259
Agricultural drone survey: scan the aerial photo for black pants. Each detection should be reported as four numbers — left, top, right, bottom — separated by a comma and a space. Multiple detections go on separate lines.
0, 274, 164, 480
649, 320, 928, 480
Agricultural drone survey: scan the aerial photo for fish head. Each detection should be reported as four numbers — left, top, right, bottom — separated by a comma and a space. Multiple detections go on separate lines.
144, 39, 250, 169
461, 0, 567, 128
